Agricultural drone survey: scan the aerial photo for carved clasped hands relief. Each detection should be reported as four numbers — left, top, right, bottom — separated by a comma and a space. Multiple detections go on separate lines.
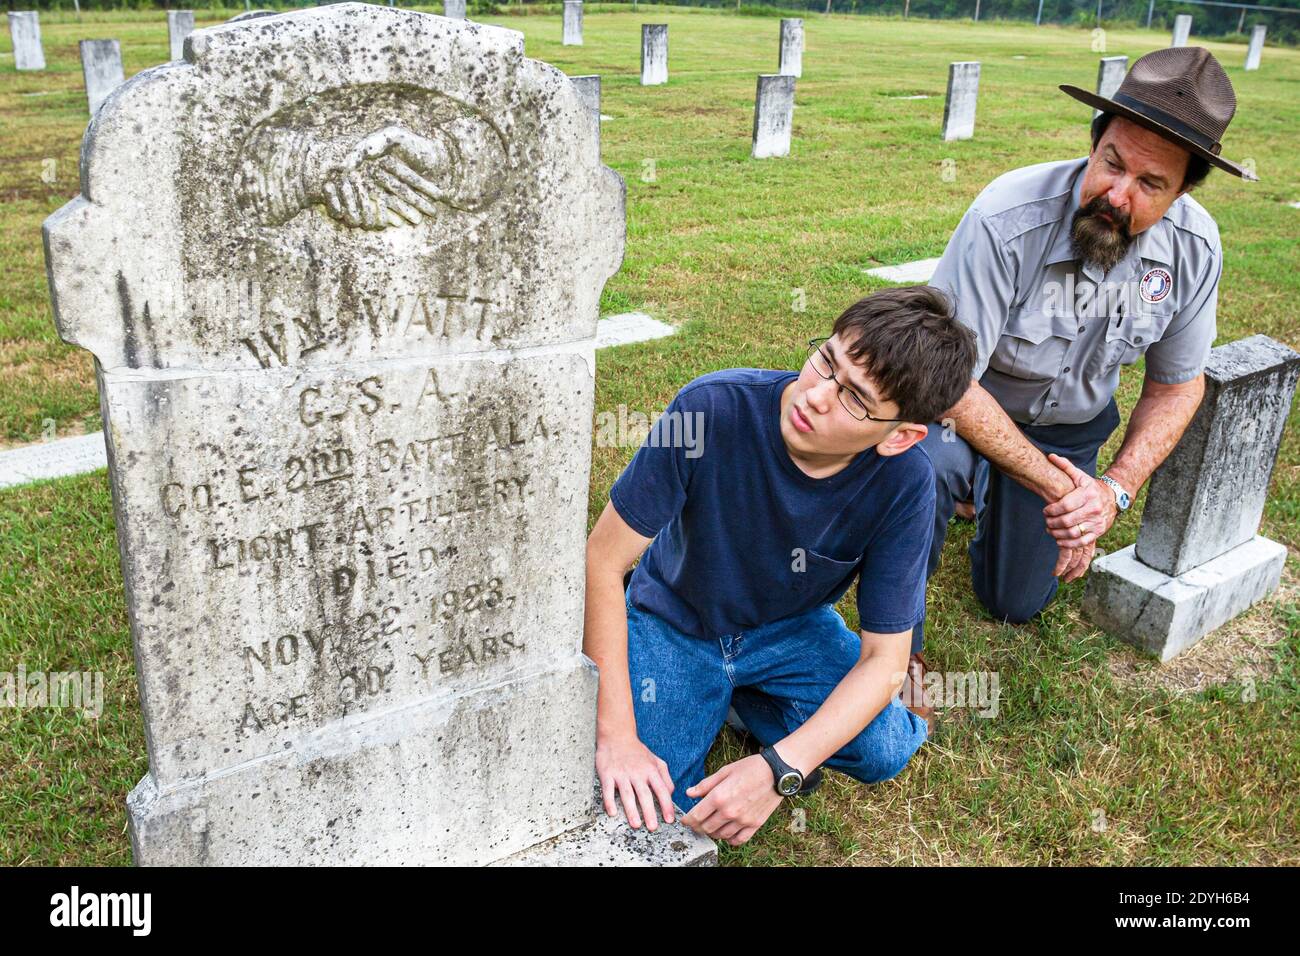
236, 111, 506, 231
307, 126, 453, 230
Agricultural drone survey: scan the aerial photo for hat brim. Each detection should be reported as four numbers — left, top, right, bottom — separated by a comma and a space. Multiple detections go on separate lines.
1059, 84, 1256, 181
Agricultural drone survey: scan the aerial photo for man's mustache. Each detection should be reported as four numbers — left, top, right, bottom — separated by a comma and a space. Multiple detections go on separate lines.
1078, 196, 1132, 238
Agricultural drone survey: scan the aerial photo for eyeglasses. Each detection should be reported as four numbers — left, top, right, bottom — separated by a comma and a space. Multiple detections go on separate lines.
805, 338, 902, 423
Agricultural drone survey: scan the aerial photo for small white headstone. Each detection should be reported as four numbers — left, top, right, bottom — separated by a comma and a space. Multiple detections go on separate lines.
8, 11, 45, 71
571, 74, 599, 117
444, 0, 466, 20
1085, 337, 1300, 660
752, 73, 795, 159
563, 1, 583, 46
1094, 55, 1127, 117
641, 24, 668, 86
570, 74, 600, 150
1135, 337, 1300, 578
1170, 14, 1192, 48
80, 39, 125, 116
168, 10, 196, 62
1244, 25, 1266, 71
941, 61, 979, 142
778, 19, 803, 78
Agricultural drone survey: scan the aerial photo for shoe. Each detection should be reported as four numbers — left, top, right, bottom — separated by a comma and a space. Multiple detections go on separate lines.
900, 652, 936, 735
954, 500, 976, 521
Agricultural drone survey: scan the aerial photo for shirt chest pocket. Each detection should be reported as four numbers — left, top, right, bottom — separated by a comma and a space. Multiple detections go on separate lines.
1085, 309, 1170, 380
988, 307, 1079, 383
794, 547, 862, 599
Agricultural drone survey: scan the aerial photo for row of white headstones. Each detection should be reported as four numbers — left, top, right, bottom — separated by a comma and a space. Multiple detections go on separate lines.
7, 8, 1273, 155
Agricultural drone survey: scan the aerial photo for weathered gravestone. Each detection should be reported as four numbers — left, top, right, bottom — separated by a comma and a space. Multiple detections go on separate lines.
168, 11, 196, 62
941, 61, 979, 142
570, 74, 600, 150
1095, 55, 1127, 117
80, 40, 125, 117
444, 0, 466, 22
752, 74, 794, 159
778, 18, 802, 79
8, 12, 45, 71
1083, 336, 1300, 661
641, 24, 667, 86
563, 1, 583, 47
43, 3, 713, 867
1244, 25, 1266, 71
1170, 14, 1192, 48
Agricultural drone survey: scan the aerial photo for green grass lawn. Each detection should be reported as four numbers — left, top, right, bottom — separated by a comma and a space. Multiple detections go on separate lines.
1, 7, 1296, 866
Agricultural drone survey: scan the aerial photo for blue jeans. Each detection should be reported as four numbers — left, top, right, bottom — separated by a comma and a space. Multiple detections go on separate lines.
626, 592, 929, 813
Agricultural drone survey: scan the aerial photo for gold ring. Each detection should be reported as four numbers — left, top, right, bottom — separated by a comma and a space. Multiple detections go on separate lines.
1078, 522, 1090, 538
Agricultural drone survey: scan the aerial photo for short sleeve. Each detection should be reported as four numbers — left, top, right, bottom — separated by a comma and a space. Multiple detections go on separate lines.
607, 387, 705, 539
854, 477, 935, 634
1143, 250, 1220, 385
928, 207, 1017, 382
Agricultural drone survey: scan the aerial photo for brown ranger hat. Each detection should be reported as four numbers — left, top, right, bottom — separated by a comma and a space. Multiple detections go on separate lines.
1060, 46, 1256, 181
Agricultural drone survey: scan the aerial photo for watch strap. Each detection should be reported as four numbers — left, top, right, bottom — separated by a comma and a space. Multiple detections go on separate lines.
760, 745, 803, 797
1099, 474, 1131, 511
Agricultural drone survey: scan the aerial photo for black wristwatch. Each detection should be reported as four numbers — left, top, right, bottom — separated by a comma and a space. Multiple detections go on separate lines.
760, 745, 804, 797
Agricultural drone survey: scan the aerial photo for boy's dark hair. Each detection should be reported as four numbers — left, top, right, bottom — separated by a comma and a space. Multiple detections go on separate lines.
1090, 112, 1211, 192
831, 285, 976, 425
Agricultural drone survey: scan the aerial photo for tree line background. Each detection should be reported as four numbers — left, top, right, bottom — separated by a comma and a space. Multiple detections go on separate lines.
10, 1, 1299, 44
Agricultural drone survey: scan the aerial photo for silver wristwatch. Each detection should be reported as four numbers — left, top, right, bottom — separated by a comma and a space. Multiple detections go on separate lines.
1099, 475, 1131, 512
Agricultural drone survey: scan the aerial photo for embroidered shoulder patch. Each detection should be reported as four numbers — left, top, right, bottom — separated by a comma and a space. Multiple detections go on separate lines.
1140, 268, 1172, 304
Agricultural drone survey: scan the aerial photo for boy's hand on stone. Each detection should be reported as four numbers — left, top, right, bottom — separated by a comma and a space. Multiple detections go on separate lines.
595, 734, 676, 832
681, 754, 783, 847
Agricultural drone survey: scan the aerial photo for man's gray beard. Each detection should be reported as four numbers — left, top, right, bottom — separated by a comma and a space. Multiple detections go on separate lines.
1070, 211, 1133, 274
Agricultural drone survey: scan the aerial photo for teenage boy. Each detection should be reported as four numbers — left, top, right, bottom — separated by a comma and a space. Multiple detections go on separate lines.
583, 285, 977, 847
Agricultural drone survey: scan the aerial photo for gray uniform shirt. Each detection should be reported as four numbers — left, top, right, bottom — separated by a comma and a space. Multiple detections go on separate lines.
929, 157, 1221, 426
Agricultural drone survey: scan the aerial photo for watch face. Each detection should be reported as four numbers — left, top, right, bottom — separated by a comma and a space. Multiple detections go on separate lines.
778, 771, 802, 796
1104, 477, 1130, 511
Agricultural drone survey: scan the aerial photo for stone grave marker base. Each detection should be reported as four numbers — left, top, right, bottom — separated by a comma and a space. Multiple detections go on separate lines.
496, 783, 716, 866
1083, 536, 1286, 662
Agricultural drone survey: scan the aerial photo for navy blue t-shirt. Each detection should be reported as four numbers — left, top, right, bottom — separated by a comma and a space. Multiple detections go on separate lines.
609, 369, 935, 639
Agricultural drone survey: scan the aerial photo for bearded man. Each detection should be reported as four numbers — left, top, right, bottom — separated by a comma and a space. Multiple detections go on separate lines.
912, 47, 1255, 672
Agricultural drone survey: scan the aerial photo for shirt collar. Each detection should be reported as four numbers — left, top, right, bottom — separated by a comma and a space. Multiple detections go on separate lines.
1134, 214, 1175, 266
1045, 157, 1177, 272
